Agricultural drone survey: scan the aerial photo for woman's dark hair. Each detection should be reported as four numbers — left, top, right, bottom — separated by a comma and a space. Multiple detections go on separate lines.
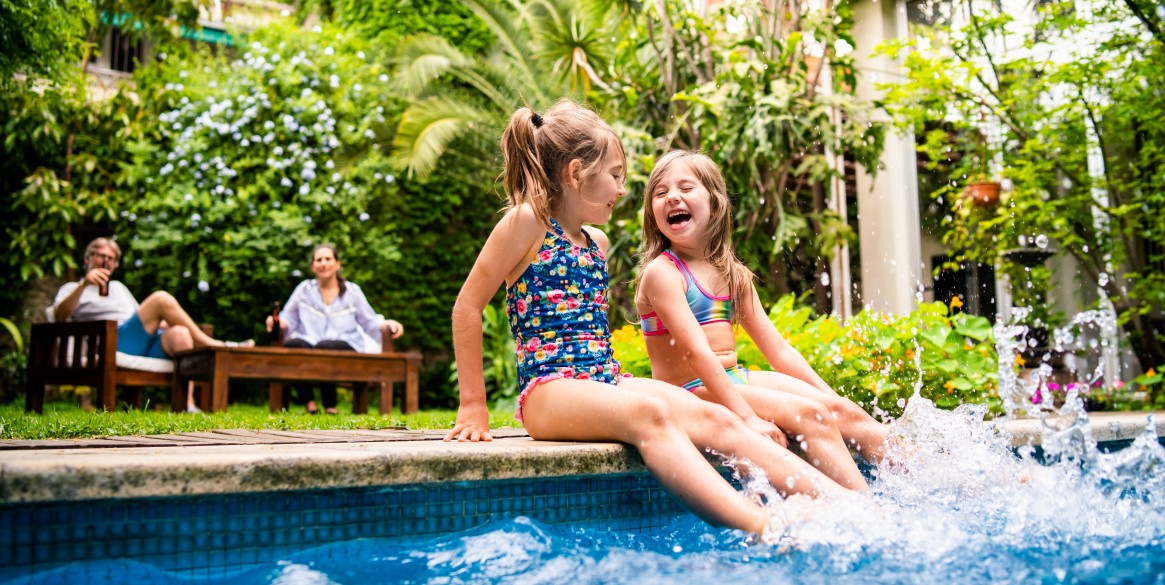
311, 244, 347, 297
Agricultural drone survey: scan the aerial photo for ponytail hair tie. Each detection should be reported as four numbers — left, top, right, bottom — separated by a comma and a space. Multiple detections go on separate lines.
531, 113, 544, 128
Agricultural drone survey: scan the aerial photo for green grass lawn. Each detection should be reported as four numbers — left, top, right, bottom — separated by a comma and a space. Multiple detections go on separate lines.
0, 400, 521, 440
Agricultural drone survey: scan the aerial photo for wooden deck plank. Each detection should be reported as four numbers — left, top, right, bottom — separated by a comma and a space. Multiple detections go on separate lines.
0, 428, 531, 449
0, 438, 130, 450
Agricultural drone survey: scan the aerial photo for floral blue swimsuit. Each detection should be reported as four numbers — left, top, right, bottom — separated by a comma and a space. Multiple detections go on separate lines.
507, 218, 626, 422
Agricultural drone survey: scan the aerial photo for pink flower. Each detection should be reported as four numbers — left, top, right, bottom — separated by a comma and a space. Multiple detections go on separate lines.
516, 298, 528, 315
547, 290, 565, 303
542, 342, 558, 355
593, 292, 605, 305
525, 338, 541, 352
1114, 380, 1126, 389
566, 296, 581, 310
1031, 389, 1043, 405
539, 249, 554, 262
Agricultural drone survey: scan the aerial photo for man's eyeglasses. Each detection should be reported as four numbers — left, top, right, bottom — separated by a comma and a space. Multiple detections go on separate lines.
90, 253, 119, 266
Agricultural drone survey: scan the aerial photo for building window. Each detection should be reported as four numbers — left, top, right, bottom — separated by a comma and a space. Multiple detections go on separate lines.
906, 0, 956, 28
108, 26, 144, 73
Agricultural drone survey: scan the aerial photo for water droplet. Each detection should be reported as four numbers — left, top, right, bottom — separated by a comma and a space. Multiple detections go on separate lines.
1035, 234, 1048, 249
1098, 272, 1109, 286
1018, 235, 1027, 247
820, 272, 831, 286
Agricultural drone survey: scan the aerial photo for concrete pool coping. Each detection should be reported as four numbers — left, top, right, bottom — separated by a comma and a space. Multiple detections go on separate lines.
0, 411, 1160, 504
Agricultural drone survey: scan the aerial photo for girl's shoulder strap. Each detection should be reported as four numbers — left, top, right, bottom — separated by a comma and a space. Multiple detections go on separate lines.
547, 217, 597, 250
579, 226, 596, 250
659, 250, 692, 293
547, 217, 565, 237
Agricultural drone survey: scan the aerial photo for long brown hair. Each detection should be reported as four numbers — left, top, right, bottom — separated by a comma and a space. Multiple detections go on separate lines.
636, 150, 755, 323
500, 98, 624, 226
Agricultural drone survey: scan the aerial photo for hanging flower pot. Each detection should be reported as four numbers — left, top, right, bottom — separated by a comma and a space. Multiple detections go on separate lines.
805, 55, 822, 86
964, 179, 1001, 207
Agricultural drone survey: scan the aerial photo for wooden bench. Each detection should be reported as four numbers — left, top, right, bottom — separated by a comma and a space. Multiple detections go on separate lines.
171, 345, 422, 415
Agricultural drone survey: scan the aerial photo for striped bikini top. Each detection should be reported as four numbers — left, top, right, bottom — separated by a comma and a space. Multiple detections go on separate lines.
640, 250, 733, 336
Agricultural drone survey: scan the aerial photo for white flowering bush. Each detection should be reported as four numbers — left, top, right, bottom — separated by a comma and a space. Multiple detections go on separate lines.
123, 22, 401, 339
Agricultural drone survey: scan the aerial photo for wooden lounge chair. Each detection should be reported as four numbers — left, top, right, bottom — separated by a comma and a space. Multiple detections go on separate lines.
25, 317, 212, 413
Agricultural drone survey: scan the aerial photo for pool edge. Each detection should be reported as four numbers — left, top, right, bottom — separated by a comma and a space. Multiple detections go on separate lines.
0, 410, 1160, 503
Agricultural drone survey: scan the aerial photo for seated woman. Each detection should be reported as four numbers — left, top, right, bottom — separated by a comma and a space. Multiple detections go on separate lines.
52, 237, 253, 413
266, 244, 404, 414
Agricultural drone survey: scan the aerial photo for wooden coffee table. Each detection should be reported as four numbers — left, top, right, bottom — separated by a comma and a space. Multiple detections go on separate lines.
171, 346, 422, 415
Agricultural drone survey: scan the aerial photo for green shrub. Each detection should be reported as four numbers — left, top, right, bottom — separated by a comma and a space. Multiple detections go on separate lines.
122, 22, 401, 343
112, 21, 503, 407
611, 295, 1001, 418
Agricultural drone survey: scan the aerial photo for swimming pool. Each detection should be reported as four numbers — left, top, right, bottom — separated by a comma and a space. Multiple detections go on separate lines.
2, 401, 1163, 584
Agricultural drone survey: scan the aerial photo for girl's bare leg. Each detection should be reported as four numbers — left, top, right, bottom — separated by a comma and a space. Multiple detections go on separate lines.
522, 378, 767, 534
695, 384, 868, 490
624, 378, 852, 497
749, 371, 890, 462
136, 291, 222, 348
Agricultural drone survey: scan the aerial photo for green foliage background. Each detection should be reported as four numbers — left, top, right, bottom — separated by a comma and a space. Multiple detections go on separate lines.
9, 0, 1157, 412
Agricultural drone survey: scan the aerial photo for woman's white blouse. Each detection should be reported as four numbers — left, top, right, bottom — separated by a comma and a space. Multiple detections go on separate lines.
279, 279, 384, 353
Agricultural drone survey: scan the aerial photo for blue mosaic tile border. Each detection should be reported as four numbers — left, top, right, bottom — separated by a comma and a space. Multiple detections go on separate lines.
0, 471, 692, 582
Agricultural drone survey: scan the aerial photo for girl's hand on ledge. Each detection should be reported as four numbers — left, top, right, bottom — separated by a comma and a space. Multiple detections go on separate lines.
444, 403, 493, 442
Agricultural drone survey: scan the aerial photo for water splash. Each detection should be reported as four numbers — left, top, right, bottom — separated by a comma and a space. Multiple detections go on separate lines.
994, 307, 1033, 417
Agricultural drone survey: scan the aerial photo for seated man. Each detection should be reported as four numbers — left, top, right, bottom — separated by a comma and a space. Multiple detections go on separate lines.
52, 237, 252, 412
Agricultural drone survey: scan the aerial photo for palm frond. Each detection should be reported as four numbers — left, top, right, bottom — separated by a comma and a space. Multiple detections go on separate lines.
525, 0, 616, 93
393, 97, 492, 179
462, 0, 549, 104
393, 34, 472, 97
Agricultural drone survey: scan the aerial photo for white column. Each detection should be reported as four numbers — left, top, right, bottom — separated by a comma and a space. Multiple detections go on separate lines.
851, 0, 923, 315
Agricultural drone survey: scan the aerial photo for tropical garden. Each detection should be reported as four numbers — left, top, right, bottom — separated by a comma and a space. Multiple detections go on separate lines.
0, 0, 1161, 437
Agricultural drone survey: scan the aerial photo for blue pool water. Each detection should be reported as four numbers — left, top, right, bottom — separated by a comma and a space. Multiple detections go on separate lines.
3, 400, 1164, 584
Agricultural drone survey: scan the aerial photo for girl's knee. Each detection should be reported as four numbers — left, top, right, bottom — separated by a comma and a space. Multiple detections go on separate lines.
701, 402, 747, 431
623, 395, 680, 443
688, 402, 751, 441
829, 397, 871, 422
795, 402, 841, 436
631, 395, 673, 428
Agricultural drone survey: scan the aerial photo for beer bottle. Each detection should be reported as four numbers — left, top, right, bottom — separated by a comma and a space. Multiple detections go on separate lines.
270, 301, 283, 345
97, 256, 109, 297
